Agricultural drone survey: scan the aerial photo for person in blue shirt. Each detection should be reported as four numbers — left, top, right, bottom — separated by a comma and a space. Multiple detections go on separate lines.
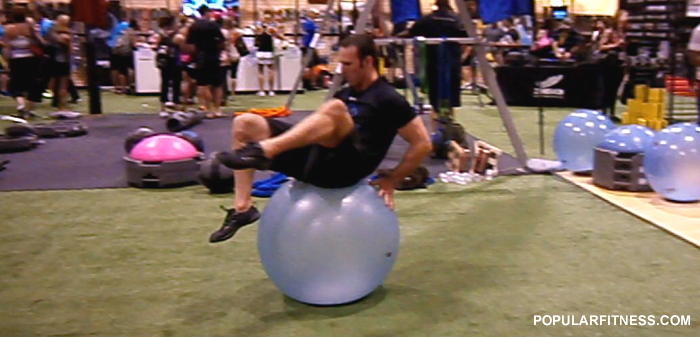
35, 7, 55, 100
389, 0, 421, 36
109, 19, 133, 94
108, 21, 130, 50
514, 16, 532, 47
301, 10, 317, 49
376, 0, 421, 85
40, 16, 54, 39
300, 9, 322, 89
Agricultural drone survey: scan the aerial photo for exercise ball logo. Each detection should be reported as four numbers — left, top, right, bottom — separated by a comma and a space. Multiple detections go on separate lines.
347, 103, 359, 117
554, 110, 614, 172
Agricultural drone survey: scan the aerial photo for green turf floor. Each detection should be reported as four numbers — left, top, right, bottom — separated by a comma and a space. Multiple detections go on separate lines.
1, 89, 699, 337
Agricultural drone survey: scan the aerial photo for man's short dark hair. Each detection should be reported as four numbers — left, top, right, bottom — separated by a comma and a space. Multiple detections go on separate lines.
159, 15, 174, 29
10, 6, 26, 24
436, 0, 452, 11
198, 5, 210, 16
37, 5, 51, 19
339, 34, 378, 69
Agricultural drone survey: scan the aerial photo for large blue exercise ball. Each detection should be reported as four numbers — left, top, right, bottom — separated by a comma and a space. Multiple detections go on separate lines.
258, 180, 400, 305
554, 111, 615, 172
643, 123, 700, 202
597, 125, 657, 153
573, 109, 616, 129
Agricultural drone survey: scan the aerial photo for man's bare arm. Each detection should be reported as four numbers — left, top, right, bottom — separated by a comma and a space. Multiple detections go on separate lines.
370, 116, 432, 209
389, 116, 433, 181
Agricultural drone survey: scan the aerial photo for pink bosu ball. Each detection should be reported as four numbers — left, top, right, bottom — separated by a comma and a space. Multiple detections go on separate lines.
129, 134, 199, 162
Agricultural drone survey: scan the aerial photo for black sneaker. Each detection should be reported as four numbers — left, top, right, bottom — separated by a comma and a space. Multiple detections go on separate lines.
216, 142, 272, 170
16, 108, 37, 120
209, 205, 261, 243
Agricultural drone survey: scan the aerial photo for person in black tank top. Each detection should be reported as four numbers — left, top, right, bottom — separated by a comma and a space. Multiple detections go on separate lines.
254, 17, 276, 96
208, 34, 433, 244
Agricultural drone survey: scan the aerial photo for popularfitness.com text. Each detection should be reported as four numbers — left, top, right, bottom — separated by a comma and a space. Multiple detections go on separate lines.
534, 315, 690, 326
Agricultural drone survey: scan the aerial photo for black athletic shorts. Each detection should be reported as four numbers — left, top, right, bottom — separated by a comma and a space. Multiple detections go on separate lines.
184, 64, 197, 79
110, 53, 131, 75
196, 64, 225, 87
230, 61, 239, 79
392, 21, 411, 36
53, 62, 70, 77
9, 57, 42, 102
266, 118, 371, 188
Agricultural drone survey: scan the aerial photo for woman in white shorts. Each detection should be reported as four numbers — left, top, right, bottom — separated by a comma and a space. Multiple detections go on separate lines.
255, 24, 276, 96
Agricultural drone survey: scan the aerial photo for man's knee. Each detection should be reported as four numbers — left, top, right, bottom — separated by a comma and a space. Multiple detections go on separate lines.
319, 99, 353, 126
233, 114, 270, 139
316, 99, 354, 147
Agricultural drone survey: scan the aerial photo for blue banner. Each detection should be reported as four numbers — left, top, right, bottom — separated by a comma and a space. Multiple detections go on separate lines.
478, 0, 533, 24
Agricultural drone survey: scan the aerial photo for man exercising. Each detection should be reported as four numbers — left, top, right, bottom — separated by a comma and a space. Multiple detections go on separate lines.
210, 34, 432, 243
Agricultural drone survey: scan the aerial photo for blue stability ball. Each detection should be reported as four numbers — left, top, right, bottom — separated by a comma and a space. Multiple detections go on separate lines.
554, 111, 615, 172
597, 125, 657, 153
574, 109, 616, 129
258, 181, 400, 305
643, 123, 700, 202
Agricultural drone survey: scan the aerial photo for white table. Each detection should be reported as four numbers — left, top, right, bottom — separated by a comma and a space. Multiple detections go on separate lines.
133, 47, 160, 94
133, 44, 304, 94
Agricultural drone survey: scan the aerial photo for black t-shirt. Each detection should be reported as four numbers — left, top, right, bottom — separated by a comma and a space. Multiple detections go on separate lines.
157, 29, 180, 64
408, 9, 467, 72
506, 28, 520, 42
256, 32, 274, 52
186, 19, 224, 57
409, 9, 467, 39
334, 78, 416, 171
551, 29, 583, 52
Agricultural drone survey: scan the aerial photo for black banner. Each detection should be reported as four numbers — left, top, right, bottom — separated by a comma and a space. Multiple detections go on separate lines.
496, 62, 607, 108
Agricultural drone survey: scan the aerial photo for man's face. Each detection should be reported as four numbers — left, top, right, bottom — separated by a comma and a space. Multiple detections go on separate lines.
57, 15, 70, 26
339, 46, 368, 88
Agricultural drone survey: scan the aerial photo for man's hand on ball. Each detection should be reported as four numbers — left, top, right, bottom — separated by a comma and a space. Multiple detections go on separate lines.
370, 176, 397, 210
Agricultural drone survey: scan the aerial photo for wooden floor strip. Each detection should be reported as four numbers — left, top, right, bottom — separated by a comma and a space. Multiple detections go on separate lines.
557, 172, 700, 248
